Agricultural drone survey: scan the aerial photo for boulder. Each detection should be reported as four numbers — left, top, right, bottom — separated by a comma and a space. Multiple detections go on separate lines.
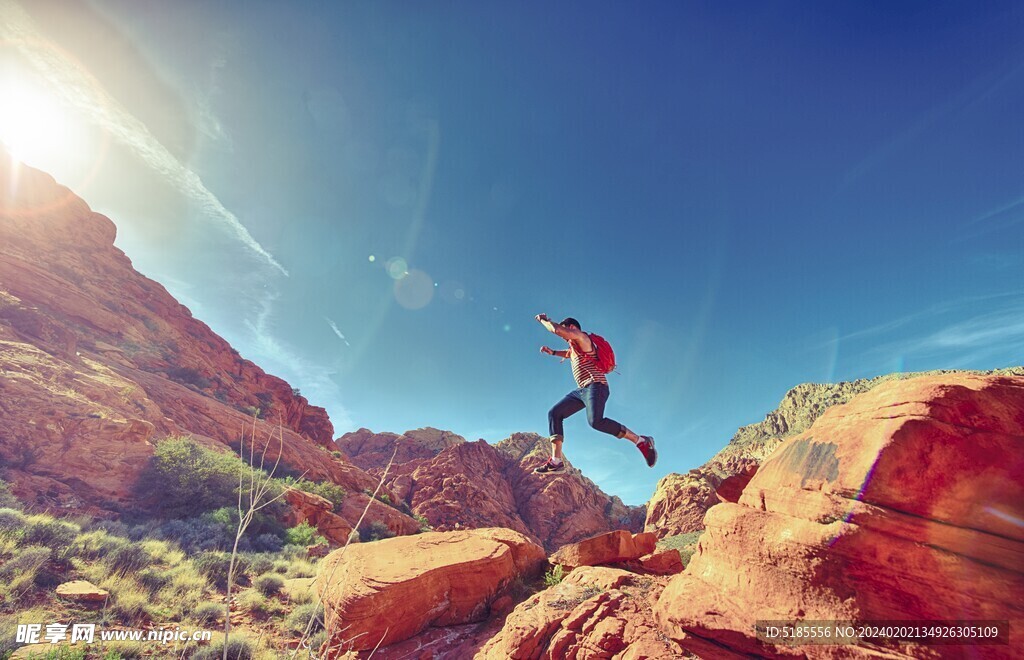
316, 528, 545, 652
638, 550, 683, 575
549, 530, 653, 571
655, 373, 1024, 658
55, 580, 108, 603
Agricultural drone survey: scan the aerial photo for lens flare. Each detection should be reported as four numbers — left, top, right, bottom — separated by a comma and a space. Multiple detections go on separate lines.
394, 269, 434, 310
385, 256, 408, 280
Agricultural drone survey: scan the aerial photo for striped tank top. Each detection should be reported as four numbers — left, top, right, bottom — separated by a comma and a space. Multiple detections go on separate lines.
569, 339, 608, 388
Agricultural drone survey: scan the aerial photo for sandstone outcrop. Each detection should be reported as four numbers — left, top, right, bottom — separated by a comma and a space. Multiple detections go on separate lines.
0, 152, 409, 539
316, 528, 546, 653
645, 367, 1024, 539
337, 429, 645, 551
549, 530, 657, 572
655, 372, 1024, 658
477, 566, 682, 659
336, 427, 465, 471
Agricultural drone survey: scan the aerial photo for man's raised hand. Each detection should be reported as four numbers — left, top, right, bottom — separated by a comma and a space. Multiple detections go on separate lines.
535, 313, 549, 323
540, 346, 554, 355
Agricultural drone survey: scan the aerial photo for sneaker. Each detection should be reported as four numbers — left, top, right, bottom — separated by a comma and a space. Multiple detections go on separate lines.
534, 458, 564, 474
637, 436, 657, 467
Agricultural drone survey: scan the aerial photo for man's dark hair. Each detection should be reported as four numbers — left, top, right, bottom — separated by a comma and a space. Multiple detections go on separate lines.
560, 317, 581, 330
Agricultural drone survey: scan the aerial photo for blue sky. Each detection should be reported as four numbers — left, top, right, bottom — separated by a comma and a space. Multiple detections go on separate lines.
1, 1, 1021, 504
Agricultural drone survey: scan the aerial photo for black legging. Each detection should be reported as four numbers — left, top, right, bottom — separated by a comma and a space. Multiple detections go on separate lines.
548, 382, 624, 438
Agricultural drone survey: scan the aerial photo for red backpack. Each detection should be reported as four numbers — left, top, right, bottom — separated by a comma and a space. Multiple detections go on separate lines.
588, 333, 616, 374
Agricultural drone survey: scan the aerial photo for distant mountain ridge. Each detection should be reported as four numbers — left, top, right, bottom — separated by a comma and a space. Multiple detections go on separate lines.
338, 427, 645, 551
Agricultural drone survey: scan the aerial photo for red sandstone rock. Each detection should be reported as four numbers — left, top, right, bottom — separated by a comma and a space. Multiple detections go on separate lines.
477, 566, 681, 659
316, 528, 545, 652
549, 530, 654, 571
0, 157, 398, 537
336, 427, 465, 471
655, 373, 1024, 658
638, 549, 682, 575
355, 433, 644, 552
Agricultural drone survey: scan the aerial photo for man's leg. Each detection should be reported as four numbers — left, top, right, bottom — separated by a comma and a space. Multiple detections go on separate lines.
547, 390, 585, 463
583, 384, 657, 467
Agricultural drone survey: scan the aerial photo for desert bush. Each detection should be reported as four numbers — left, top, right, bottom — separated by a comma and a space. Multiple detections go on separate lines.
253, 573, 284, 597
237, 589, 284, 619
286, 602, 324, 636
105, 543, 152, 574
72, 529, 127, 560
282, 477, 347, 512
284, 521, 325, 547
137, 438, 282, 518
252, 533, 283, 553
0, 480, 19, 509
166, 366, 212, 390
101, 575, 149, 623
358, 520, 394, 542
189, 634, 254, 660
284, 558, 318, 579
193, 552, 250, 590
244, 554, 275, 577
23, 515, 79, 556
139, 538, 185, 565
137, 566, 173, 595
0, 507, 26, 537
543, 564, 565, 587
191, 601, 223, 626
0, 545, 51, 605
86, 518, 131, 537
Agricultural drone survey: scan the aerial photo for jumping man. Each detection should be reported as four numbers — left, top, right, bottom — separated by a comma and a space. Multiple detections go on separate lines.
534, 314, 657, 474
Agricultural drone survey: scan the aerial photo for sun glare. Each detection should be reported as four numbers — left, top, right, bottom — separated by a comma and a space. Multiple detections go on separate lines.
0, 75, 74, 165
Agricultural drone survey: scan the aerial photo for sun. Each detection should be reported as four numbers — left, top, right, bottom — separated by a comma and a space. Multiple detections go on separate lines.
0, 74, 72, 165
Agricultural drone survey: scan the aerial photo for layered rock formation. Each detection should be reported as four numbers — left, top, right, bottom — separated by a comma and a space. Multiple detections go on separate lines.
646, 367, 1024, 539
338, 428, 645, 551
478, 566, 683, 659
0, 153, 414, 536
656, 372, 1024, 658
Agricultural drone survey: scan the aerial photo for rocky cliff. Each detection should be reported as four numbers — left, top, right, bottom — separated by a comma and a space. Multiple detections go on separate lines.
646, 367, 1024, 539
0, 153, 394, 529
338, 428, 646, 551
656, 371, 1024, 658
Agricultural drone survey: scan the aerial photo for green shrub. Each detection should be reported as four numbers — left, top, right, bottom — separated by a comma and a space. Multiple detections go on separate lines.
105, 544, 152, 574
358, 520, 394, 543
192, 552, 250, 590
284, 522, 326, 547
23, 515, 79, 554
72, 529, 127, 560
253, 573, 284, 597
543, 565, 565, 587
191, 602, 223, 626
136, 438, 282, 518
282, 477, 347, 512
244, 554, 275, 576
0, 480, 19, 509
0, 545, 50, 605
0, 507, 26, 538
188, 634, 254, 660
286, 602, 324, 635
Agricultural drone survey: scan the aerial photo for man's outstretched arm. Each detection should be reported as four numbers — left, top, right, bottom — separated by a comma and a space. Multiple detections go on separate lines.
540, 346, 570, 358
535, 313, 585, 341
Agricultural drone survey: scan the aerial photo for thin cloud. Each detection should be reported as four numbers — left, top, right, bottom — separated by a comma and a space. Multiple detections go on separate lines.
245, 294, 353, 430
325, 317, 350, 346
0, 0, 285, 274
860, 298, 1024, 367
